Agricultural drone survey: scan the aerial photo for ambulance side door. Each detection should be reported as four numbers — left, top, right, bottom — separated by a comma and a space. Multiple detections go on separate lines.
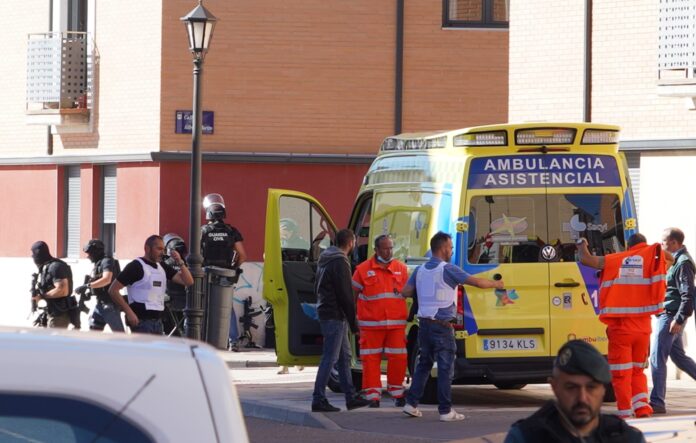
263, 189, 337, 366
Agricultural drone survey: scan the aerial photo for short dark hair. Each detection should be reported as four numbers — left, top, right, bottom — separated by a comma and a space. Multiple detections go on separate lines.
374, 234, 391, 249
430, 231, 452, 252
664, 227, 685, 245
145, 235, 163, 248
336, 229, 355, 248
627, 233, 647, 248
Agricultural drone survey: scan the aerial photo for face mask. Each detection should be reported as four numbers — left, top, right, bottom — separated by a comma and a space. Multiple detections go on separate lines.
376, 255, 392, 264
31, 241, 51, 266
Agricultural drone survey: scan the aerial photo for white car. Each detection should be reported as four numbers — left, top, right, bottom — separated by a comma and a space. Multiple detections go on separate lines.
0, 326, 248, 442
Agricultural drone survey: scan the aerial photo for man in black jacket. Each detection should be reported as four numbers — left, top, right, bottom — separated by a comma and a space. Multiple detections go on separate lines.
504, 340, 645, 443
311, 229, 370, 412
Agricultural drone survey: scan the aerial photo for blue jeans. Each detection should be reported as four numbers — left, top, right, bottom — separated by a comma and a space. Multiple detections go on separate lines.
312, 319, 356, 404
650, 312, 696, 407
406, 319, 457, 414
89, 301, 125, 332
132, 318, 164, 335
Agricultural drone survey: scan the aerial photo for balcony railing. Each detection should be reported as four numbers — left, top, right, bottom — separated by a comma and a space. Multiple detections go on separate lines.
26, 31, 94, 128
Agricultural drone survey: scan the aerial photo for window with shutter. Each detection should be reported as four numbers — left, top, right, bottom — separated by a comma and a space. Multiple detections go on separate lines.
101, 165, 117, 255
66, 166, 81, 258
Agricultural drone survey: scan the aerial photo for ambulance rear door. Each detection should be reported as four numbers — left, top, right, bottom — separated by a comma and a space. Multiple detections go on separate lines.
546, 160, 633, 355
263, 189, 337, 366
464, 189, 551, 358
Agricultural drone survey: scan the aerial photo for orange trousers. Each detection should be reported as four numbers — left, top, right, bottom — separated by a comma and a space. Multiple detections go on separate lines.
606, 318, 652, 418
359, 328, 407, 401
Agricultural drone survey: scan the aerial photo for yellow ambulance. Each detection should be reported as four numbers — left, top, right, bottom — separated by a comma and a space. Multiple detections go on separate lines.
263, 122, 637, 401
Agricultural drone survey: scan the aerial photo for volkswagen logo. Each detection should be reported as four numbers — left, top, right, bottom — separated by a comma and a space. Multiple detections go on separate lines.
541, 245, 557, 261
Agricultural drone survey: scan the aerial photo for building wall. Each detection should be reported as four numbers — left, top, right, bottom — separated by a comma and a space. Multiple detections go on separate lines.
403, 0, 509, 131
1, 0, 53, 157
115, 163, 162, 259
160, 0, 395, 154
0, 166, 62, 256
52, 0, 163, 155
509, 1, 586, 122
592, 1, 696, 140
158, 161, 369, 261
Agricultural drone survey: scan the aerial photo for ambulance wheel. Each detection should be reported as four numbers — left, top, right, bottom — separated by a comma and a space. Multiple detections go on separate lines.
407, 330, 438, 405
494, 382, 527, 390
603, 383, 616, 403
327, 365, 363, 393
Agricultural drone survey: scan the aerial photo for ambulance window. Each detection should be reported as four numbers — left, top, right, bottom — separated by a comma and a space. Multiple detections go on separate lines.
279, 196, 334, 262
352, 197, 372, 265
548, 194, 624, 260
372, 192, 435, 261
468, 195, 548, 264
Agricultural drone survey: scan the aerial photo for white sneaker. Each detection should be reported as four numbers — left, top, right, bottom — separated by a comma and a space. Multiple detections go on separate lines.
402, 403, 422, 418
439, 409, 466, 422
277, 366, 289, 375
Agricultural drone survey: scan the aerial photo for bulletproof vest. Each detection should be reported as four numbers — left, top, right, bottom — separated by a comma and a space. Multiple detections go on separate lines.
201, 222, 235, 268
92, 257, 121, 302
40, 259, 73, 314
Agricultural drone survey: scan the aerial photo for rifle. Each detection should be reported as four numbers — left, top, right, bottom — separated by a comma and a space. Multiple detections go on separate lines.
74, 275, 92, 314
238, 296, 263, 348
30, 272, 39, 313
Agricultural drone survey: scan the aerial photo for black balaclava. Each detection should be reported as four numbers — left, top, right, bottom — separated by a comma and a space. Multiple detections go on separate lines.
31, 241, 52, 266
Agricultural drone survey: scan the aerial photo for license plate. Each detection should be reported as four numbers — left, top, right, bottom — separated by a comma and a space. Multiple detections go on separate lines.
482, 338, 537, 351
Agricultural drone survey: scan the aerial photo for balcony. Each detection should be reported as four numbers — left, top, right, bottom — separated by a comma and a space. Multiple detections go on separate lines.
25, 32, 94, 132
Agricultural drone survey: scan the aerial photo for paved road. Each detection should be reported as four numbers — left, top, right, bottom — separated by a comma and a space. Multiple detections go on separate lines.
226, 350, 696, 442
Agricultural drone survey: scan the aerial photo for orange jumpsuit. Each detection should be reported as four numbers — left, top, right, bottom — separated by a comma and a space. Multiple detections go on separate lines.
352, 257, 408, 401
599, 242, 666, 419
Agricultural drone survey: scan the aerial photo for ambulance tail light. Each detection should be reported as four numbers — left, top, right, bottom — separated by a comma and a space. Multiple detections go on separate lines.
453, 131, 506, 147
581, 129, 619, 144
515, 128, 575, 145
454, 286, 464, 330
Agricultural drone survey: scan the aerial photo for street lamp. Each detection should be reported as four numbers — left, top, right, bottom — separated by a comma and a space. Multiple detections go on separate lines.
181, 1, 217, 340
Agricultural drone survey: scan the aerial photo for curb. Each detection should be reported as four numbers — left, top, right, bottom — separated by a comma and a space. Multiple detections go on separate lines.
241, 399, 341, 430
226, 360, 279, 369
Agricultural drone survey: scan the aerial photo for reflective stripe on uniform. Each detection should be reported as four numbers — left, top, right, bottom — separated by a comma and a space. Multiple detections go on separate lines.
358, 320, 407, 327
360, 347, 384, 356
633, 401, 649, 410
600, 303, 664, 316
388, 385, 404, 397
601, 274, 666, 289
632, 392, 648, 404
352, 280, 364, 290
358, 292, 403, 301
384, 347, 407, 354
609, 362, 633, 371
633, 361, 647, 369
363, 388, 380, 401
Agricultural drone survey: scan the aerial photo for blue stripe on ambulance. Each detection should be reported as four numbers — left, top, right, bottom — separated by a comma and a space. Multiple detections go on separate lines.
455, 214, 499, 335
577, 263, 601, 315
622, 187, 637, 238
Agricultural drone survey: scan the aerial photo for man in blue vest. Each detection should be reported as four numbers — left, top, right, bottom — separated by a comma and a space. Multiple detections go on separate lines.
402, 231, 503, 422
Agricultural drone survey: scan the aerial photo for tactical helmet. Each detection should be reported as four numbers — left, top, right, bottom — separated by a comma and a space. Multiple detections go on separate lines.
163, 233, 188, 256
83, 239, 106, 260
203, 193, 226, 221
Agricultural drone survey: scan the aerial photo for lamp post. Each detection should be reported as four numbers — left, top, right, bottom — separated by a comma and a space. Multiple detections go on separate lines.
181, 1, 217, 340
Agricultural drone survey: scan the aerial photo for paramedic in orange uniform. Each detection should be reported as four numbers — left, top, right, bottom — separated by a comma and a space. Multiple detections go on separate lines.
352, 235, 409, 408
577, 233, 670, 419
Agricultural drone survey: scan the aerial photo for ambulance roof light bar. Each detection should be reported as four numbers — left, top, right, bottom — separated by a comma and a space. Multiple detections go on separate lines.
380, 136, 447, 151
453, 131, 507, 147
515, 128, 576, 145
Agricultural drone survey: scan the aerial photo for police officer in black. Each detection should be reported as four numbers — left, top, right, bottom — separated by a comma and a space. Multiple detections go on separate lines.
30, 241, 74, 328
161, 233, 188, 336
77, 239, 125, 332
201, 193, 246, 349
201, 193, 246, 269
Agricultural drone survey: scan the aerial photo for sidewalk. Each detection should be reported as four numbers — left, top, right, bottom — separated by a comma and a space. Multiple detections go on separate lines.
224, 348, 696, 442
